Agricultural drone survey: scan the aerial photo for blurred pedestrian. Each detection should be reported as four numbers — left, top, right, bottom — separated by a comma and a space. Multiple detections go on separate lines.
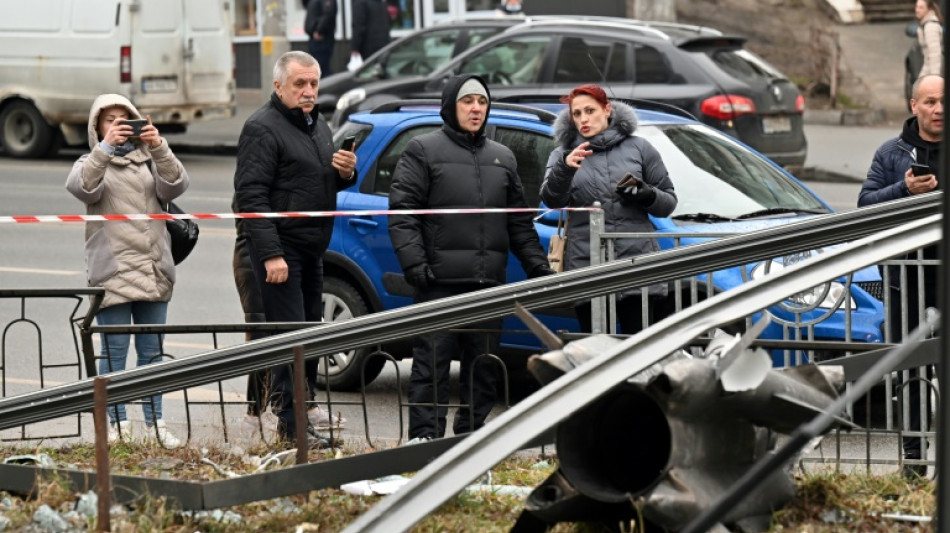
858, 74, 943, 479
495, 0, 525, 16
233, 51, 356, 448
305, 0, 337, 77
915, 0, 944, 78
350, 0, 391, 68
388, 75, 554, 443
66, 93, 189, 449
540, 84, 677, 335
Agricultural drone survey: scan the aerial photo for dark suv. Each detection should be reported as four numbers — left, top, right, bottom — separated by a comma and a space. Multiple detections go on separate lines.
331, 18, 807, 168
315, 18, 519, 117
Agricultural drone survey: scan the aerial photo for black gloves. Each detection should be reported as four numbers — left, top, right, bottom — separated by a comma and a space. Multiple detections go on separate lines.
616, 173, 656, 205
529, 264, 557, 278
405, 264, 436, 288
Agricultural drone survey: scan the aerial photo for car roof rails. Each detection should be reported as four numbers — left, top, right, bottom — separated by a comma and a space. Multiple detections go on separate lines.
517, 18, 672, 40
370, 99, 559, 124
494, 94, 698, 121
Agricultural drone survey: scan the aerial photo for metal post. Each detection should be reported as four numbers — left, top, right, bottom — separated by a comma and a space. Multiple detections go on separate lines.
293, 346, 308, 465
589, 203, 606, 334
93, 377, 110, 532
937, 0, 949, 525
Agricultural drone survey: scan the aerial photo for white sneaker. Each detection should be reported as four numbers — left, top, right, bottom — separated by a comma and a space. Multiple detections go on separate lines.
404, 436, 433, 446
145, 420, 183, 449
308, 405, 346, 429
106, 420, 132, 444
239, 412, 280, 444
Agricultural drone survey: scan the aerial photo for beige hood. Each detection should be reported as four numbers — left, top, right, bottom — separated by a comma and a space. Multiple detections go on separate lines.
86, 93, 144, 151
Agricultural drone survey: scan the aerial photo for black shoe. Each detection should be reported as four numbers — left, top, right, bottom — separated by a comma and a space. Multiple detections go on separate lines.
902, 448, 928, 480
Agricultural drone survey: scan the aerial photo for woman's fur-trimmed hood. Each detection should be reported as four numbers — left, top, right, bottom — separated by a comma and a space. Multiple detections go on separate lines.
553, 100, 638, 150
86, 93, 144, 151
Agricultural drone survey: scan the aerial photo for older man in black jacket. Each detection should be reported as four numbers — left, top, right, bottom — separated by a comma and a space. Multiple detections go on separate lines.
233, 51, 356, 447
389, 74, 555, 443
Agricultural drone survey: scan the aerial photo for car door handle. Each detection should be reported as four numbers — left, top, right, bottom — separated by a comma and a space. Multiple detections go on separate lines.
348, 217, 378, 229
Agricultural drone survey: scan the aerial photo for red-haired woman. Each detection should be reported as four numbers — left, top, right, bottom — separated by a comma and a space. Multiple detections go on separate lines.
540, 84, 677, 334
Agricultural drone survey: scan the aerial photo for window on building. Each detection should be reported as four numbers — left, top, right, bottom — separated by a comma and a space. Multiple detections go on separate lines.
234, 0, 258, 36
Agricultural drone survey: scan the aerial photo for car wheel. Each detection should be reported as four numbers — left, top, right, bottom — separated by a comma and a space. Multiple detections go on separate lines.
0, 101, 54, 158
315, 277, 385, 391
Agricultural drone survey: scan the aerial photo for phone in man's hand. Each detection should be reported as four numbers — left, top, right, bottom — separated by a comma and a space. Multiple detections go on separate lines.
341, 135, 356, 152
911, 163, 933, 177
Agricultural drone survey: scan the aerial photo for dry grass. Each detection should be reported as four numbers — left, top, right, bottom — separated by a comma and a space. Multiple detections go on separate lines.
0, 443, 936, 532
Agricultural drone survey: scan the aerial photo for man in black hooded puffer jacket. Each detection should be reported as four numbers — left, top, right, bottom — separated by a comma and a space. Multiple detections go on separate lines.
389, 75, 554, 442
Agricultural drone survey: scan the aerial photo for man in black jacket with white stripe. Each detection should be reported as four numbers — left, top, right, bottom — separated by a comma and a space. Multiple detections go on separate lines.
389, 75, 554, 443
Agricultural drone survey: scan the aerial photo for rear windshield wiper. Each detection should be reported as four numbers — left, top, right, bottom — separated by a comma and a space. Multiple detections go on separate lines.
736, 207, 830, 220
670, 212, 737, 222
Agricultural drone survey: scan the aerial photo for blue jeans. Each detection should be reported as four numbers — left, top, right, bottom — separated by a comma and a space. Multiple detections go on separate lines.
97, 301, 168, 425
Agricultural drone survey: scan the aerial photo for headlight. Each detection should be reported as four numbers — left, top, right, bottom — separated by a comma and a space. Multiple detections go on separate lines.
750, 258, 855, 311
337, 88, 366, 111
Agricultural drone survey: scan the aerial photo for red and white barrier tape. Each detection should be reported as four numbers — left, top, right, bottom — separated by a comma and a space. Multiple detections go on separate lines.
0, 207, 596, 224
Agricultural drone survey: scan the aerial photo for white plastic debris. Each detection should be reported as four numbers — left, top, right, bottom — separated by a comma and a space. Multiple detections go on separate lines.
74, 491, 97, 518
464, 484, 534, 497
4, 453, 58, 468
341, 475, 411, 496
33, 504, 69, 532
0, 514, 11, 531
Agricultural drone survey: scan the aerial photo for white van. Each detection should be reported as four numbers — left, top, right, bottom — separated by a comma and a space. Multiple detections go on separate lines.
0, 0, 236, 158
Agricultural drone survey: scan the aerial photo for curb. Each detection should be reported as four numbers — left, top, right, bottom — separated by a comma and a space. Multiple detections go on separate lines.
796, 166, 864, 184
169, 141, 238, 156
803, 107, 888, 127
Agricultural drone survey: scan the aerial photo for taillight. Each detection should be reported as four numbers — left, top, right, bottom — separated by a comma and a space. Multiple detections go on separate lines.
795, 94, 805, 113
231, 44, 237, 81
120, 46, 132, 83
700, 94, 756, 120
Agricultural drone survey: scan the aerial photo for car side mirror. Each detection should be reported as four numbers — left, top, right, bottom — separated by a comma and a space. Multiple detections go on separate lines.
905, 22, 919, 38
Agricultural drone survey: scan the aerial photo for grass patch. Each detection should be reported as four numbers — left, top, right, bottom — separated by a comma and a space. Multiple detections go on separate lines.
0, 443, 936, 532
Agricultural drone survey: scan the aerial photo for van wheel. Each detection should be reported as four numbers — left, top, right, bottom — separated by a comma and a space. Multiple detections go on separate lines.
316, 277, 385, 391
0, 101, 54, 158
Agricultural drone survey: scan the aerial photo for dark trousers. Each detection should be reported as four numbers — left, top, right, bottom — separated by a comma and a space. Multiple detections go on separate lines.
309, 38, 335, 77
575, 293, 669, 335
247, 240, 324, 440
408, 285, 502, 439
233, 232, 269, 416
884, 263, 939, 459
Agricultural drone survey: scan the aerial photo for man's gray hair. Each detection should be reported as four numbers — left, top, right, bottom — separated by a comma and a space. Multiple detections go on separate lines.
912, 74, 944, 100
273, 51, 321, 85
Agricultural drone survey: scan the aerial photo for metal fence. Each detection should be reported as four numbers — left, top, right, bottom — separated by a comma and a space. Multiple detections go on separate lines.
0, 197, 940, 480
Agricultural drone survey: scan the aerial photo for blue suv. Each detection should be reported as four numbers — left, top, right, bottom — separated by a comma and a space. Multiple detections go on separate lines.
319, 100, 884, 390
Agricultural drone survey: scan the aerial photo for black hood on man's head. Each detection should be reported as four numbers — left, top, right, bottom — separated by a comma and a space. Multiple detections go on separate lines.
440, 74, 491, 137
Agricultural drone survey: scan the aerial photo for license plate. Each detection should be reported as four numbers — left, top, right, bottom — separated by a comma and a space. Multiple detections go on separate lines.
762, 115, 791, 134
142, 78, 178, 93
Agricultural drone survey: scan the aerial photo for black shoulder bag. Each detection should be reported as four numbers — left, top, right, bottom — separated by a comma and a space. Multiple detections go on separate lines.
163, 201, 199, 265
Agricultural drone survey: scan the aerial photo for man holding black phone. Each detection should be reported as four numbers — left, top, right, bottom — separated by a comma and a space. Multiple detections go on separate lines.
232, 51, 357, 449
858, 73, 942, 479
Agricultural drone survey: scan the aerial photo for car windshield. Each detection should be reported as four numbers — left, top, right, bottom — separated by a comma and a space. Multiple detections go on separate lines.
637, 123, 827, 219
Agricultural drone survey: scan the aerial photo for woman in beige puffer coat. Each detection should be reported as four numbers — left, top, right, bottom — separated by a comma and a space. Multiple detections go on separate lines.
66, 93, 189, 448
916, 0, 944, 78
